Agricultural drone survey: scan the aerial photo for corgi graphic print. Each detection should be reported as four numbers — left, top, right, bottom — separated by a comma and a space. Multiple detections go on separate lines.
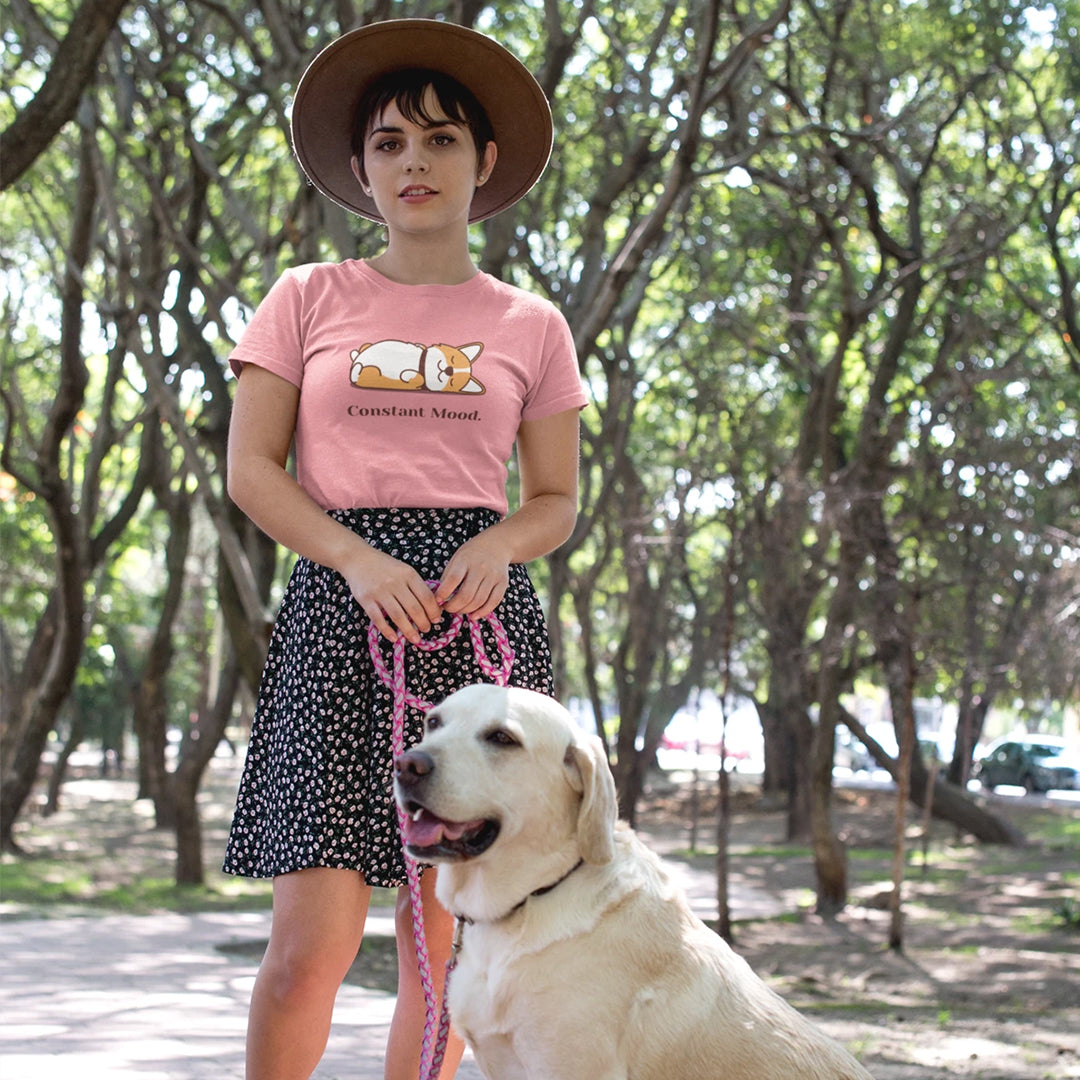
350, 338, 486, 393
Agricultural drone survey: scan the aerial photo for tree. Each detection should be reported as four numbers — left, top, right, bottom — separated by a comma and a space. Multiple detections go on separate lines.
0, 0, 129, 188
0, 111, 158, 848
2, 0, 1076, 905
671, 0, 1079, 902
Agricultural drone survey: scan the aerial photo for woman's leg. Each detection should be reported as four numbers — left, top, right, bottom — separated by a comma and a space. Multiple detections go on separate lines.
385, 868, 465, 1080
246, 867, 372, 1080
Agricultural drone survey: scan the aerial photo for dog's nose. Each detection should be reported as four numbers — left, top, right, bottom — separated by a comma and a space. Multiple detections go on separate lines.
395, 749, 435, 788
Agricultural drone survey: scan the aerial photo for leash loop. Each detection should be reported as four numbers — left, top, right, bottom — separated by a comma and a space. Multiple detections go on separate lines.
368, 580, 514, 1080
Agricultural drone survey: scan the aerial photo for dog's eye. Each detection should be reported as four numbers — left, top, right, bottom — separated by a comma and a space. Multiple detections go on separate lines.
485, 728, 519, 748
426, 713, 443, 731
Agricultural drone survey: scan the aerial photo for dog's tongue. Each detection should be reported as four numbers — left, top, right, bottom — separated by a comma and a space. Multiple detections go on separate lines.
402, 809, 484, 849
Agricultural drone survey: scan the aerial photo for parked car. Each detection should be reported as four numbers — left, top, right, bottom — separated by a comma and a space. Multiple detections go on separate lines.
974, 735, 1080, 794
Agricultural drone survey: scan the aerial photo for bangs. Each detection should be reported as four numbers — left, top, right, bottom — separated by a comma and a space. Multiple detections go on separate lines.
375, 81, 469, 131
351, 69, 495, 161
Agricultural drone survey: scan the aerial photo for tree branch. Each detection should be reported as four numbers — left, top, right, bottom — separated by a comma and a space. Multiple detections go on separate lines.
0, 0, 129, 189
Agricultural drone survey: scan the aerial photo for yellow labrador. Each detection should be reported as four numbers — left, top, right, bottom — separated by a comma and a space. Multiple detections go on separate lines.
394, 684, 874, 1080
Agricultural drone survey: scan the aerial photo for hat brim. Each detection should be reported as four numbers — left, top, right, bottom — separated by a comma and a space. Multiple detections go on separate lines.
291, 19, 553, 223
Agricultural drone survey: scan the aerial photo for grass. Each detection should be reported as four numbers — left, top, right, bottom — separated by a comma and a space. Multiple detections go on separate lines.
1052, 896, 1080, 928
3, 758, 1077, 926
1023, 810, 1080, 847
0, 841, 402, 918
0, 855, 274, 916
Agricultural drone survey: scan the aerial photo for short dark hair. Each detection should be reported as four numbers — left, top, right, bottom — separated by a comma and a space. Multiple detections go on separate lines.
350, 68, 496, 176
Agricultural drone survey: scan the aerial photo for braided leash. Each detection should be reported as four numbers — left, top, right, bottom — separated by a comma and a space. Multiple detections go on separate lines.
367, 582, 514, 1080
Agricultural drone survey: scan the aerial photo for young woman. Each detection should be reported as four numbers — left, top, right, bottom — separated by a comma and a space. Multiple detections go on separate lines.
222, 18, 586, 1080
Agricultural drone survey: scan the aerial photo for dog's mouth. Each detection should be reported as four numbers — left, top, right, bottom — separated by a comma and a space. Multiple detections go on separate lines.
400, 802, 501, 860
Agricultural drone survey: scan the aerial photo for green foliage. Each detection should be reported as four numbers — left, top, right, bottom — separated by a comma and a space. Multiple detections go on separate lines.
1052, 896, 1080, 930
1, 0, 1077, 840
0, 854, 273, 916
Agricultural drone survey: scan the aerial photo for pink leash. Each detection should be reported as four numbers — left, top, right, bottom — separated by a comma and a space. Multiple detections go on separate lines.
367, 583, 514, 1080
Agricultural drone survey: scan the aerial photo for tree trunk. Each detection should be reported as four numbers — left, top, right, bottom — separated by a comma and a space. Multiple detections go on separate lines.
843, 708, 1024, 845
759, 627, 813, 834
752, 475, 819, 816
545, 549, 571, 701
715, 751, 733, 943
132, 474, 192, 828
616, 718, 648, 826
217, 512, 277, 695
888, 642, 919, 951
810, 712, 846, 916
44, 704, 85, 816
0, 559, 84, 850
172, 641, 241, 884
810, 518, 867, 914
0, 123, 96, 850
786, 715, 814, 843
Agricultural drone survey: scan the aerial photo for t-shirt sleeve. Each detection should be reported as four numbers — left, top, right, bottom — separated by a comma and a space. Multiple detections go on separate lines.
227, 269, 306, 386
521, 306, 589, 421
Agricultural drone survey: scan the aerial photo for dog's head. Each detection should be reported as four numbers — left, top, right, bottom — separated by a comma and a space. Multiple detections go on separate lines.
394, 685, 617, 868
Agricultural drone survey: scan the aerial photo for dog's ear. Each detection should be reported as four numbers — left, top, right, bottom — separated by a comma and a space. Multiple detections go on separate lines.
565, 735, 617, 864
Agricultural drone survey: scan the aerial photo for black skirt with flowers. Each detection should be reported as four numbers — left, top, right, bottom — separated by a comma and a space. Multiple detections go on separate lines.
222, 506, 553, 888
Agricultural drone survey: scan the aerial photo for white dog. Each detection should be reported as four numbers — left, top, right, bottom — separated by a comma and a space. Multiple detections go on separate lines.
394, 684, 874, 1080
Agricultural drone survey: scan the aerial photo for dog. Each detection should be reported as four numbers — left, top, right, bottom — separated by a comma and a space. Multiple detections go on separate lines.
394, 684, 874, 1080
350, 338, 486, 393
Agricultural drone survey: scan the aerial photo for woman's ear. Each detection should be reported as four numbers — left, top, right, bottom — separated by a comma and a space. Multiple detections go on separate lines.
350, 154, 371, 195
476, 140, 498, 186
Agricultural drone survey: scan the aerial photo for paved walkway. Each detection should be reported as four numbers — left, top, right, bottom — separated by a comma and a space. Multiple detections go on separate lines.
0, 840, 779, 1079
0, 908, 485, 1080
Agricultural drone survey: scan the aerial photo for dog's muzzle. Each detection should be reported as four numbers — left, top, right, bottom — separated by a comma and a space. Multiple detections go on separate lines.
394, 749, 501, 860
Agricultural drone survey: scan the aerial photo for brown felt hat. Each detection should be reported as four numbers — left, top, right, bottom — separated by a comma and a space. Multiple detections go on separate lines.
291, 19, 553, 223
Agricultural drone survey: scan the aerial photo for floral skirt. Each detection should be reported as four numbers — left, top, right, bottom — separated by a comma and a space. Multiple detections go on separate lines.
222, 507, 554, 887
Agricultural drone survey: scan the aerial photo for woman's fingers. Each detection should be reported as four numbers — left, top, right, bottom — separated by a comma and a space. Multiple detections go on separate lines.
346, 553, 443, 644
436, 538, 510, 617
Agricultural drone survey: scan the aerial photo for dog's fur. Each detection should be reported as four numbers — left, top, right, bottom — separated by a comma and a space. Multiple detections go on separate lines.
394, 684, 874, 1080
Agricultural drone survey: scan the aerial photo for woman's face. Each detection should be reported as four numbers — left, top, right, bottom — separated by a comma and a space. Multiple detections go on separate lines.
351, 86, 497, 236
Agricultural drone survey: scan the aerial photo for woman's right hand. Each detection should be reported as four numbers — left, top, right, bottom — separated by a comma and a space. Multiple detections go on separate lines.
229, 364, 442, 645
340, 545, 445, 645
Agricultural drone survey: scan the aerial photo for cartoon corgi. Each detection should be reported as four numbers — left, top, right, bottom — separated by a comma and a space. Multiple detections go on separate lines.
350, 340, 485, 393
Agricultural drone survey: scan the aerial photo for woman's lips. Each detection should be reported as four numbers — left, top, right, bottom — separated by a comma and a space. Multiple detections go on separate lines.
400, 185, 437, 202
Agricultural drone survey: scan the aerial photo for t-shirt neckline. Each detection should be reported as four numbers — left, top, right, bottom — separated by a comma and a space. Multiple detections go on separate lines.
353, 259, 489, 295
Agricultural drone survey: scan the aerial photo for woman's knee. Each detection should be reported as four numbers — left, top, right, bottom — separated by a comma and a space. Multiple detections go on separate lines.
257, 868, 370, 1011
256, 936, 352, 1011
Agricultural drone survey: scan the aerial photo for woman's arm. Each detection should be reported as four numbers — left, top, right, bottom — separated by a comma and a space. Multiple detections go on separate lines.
435, 407, 581, 617
227, 363, 443, 643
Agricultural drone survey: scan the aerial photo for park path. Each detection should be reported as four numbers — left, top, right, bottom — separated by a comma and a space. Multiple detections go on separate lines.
0, 844, 781, 1079
0, 908, 484, 1080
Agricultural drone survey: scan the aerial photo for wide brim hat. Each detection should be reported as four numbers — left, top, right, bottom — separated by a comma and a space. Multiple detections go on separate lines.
290, 19, 553, 223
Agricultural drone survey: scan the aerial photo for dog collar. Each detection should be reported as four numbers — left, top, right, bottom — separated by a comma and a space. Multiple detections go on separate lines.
456, 857, 586, 928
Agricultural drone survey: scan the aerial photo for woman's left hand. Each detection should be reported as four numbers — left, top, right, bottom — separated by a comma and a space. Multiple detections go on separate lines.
434, 407, 582, 620
435, 533, 511, 619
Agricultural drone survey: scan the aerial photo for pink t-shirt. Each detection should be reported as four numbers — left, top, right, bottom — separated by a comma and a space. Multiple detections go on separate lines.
229, 260, 587, 515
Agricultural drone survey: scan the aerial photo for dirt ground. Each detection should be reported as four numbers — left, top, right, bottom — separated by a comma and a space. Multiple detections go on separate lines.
635, 775, 1080, 1080
4, 754, 1079, 1079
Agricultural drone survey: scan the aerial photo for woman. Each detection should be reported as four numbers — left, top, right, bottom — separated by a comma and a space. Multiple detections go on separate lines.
222, 18, 586, 1080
